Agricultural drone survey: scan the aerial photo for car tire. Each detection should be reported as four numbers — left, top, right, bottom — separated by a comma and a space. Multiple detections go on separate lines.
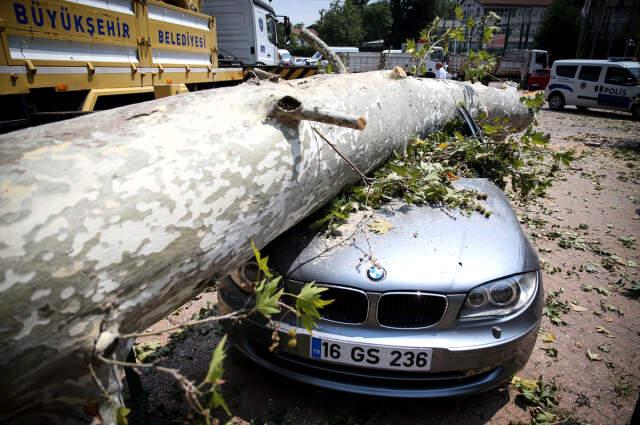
632, 105, 640, 121
548, 92, 565, 111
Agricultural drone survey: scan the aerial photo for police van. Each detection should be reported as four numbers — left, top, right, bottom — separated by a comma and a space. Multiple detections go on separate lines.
545, 59, 640, 119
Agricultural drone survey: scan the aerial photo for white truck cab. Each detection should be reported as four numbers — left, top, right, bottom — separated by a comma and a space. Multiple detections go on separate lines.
202, 0, 281, 66
545, 59, 640, 119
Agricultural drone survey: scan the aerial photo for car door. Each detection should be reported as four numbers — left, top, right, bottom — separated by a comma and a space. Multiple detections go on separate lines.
575, 65, 603, 108
595, 65, 637, 112
549, 64, 578, 105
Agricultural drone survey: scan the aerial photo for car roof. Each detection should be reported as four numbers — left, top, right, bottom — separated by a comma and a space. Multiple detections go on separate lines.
553, 59, 639, 68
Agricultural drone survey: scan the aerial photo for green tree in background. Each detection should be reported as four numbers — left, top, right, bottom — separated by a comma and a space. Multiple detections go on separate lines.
389, 0, 436, 47
316, 0, 364, 46
534, 0, 581, 61
311, 0, 465, 50
362, 1, 393, 43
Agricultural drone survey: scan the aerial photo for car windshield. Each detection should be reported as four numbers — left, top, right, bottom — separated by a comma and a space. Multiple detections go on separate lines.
281, 52, 291, 60
311, 52, 322, 60
628, 66, 640, 80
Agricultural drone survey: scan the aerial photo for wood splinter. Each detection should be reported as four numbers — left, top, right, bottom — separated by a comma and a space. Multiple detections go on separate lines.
270, 95, 367, 130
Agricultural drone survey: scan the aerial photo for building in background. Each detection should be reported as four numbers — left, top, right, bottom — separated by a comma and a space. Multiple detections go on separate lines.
457, 0, 553, 51
577, 0, 640, 59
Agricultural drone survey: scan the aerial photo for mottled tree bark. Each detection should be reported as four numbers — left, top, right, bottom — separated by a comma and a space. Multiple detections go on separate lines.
0, 71, 531, 424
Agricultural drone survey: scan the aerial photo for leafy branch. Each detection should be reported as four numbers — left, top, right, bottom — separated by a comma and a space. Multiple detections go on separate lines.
405, 6, 500, 80
91, 240, 333, 424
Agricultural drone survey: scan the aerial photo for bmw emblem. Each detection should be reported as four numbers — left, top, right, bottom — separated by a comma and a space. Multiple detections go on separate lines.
366, 265, 386, 282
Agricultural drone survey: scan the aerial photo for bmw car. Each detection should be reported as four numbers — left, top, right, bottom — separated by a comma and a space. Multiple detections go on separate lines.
218, 177, 543, 398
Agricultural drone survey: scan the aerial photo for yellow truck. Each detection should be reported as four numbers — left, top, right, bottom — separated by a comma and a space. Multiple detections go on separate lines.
0, 0, 251, 131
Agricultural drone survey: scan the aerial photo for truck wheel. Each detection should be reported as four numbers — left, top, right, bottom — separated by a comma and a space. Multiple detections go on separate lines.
548, 93, 565, 111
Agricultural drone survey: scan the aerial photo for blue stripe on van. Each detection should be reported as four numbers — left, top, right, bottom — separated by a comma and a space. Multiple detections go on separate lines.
548, 83, 573, 92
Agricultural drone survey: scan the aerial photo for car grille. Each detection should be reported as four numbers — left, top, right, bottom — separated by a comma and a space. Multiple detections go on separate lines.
318, 286, 368, 324
377, 293, 447, 328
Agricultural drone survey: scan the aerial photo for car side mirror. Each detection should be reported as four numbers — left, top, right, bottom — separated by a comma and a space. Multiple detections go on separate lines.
284, 17, 291, 38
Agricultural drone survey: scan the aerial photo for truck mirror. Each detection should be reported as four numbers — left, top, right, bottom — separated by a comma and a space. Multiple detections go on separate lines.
284, 17, 291, 38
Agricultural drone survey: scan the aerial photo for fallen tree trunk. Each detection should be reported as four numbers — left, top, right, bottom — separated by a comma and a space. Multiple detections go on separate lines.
0, 71, 531, 424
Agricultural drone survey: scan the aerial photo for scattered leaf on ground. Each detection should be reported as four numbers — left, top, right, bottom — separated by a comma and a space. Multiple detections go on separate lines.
586, 349, 602, 361
368, 218, 395, 234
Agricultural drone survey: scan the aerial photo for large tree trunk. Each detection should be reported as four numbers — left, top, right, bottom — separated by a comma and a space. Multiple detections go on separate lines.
0, 71, 531, 424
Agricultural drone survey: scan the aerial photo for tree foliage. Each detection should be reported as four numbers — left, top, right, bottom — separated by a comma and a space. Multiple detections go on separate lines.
312, 0, 461, 49
316, 0, 364, 46
362, 1, 393, 43
389, 0, 436, 48
534, 0, 581, 61
312, 93, 574, 235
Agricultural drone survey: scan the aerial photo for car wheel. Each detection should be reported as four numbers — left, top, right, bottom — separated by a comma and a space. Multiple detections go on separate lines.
632, 105, 640, 121
548, 92, 565, 111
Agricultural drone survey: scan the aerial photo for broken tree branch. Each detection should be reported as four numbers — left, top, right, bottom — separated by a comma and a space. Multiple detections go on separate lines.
271, 95, 366, 130
119, 309, 248, 339
299, 27, 348, 74
312, 126, 371, 185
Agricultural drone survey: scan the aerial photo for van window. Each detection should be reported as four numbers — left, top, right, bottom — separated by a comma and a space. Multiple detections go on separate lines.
429, 49, 443, 62
605, 66, 637, 86
535, 52, 547, 68
556, 65, 577, 78
578, 66, 602, 82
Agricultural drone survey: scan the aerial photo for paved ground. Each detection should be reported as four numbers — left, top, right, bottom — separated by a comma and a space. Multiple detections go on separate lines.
133, 106, 639, 425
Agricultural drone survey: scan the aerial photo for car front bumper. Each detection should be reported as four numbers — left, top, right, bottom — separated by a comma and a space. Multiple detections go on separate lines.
218, 274, 543, 398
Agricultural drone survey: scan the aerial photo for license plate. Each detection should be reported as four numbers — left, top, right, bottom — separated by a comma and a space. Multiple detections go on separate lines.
310, 337, 432, 371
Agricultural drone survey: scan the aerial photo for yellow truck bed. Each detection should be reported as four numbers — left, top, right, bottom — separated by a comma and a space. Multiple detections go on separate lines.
0, 0, 243, 100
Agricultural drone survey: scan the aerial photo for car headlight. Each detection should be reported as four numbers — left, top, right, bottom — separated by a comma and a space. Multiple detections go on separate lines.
459, 272, 538, 320
228, 261, 261, 293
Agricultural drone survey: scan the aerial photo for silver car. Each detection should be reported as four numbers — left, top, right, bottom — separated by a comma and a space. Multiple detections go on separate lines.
219, 179, 543, 397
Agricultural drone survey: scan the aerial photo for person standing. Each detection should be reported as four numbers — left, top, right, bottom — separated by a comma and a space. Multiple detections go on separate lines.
435, 62, 447, 80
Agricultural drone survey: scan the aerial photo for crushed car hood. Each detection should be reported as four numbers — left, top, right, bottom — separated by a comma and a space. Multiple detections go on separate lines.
266, 179, 539, 293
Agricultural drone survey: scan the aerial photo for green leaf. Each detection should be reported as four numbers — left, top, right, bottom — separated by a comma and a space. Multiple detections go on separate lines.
454, 4, 464, 21
520, 92, 545, 111
255, 276, 283, 317
211, 388, 231, 416
482, 27, 494, 45
530, 131, 550, 145
535, 410, 557, 423
206, 336, 232, 416
205, 335, 227, 385
405, 39, 416, 54
115, 407, 131, 425
296, 283, 334, 332
251, 240, 273, 279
